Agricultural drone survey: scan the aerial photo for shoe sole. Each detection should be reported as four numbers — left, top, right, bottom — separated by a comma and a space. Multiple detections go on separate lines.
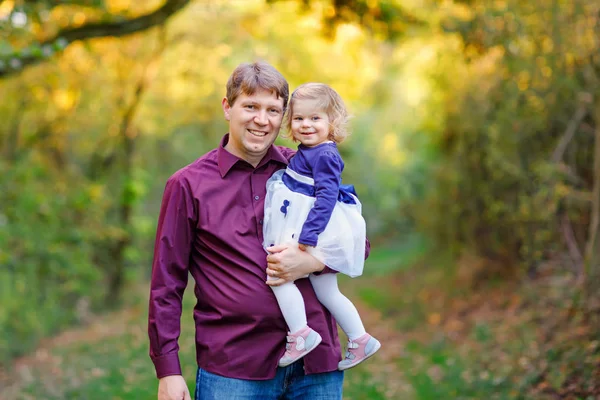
338, 339, 382, 371
278, 333, 323, 367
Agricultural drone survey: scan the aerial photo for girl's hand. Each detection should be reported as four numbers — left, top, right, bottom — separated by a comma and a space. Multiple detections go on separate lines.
265, 244, 324, 286
298, 243, 308, 252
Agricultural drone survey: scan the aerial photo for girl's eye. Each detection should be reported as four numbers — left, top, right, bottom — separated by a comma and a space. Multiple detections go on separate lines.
312, 116, 320, 121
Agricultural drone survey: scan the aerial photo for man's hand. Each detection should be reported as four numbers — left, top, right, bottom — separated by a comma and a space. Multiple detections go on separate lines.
158, 375, 191, 400
265, 244, 324, 286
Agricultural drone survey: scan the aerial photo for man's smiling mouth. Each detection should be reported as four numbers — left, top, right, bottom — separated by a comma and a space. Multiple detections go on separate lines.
248, 129, 268, 137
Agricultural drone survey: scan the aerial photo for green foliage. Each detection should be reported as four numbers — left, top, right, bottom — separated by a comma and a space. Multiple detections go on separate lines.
0, 155, 106, 364
404, 0, 598, 271
1, 0, 599, 388
401, 338, 514, 400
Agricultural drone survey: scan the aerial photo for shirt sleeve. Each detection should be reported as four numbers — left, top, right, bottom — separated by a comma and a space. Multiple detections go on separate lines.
298, 151, 343, 246
148, 173, 196, 379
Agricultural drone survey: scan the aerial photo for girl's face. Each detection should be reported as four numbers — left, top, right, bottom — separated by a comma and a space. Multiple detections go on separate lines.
290, 98, 331, 147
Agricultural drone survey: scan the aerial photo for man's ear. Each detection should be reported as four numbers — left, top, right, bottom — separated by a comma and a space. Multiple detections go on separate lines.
222, 97, 231, 121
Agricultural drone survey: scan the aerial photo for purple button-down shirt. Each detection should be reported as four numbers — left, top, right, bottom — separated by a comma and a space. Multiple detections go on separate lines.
148, 134, 370, 380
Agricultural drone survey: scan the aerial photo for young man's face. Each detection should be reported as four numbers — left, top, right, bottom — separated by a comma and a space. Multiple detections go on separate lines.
222, 89, 285, 166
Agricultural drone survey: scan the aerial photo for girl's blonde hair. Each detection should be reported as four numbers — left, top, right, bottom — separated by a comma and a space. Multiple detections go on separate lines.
283, 83, 351, 143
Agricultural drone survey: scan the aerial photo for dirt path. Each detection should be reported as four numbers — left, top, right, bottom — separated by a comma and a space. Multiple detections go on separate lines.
0, 307, 143, 399
0, 288, 412, 399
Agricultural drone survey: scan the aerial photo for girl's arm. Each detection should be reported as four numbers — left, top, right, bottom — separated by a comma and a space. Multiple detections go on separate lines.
298, 150, 343, 246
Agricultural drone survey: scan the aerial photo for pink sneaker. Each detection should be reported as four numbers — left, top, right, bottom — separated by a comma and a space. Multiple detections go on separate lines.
278, 326, 322, 367
338, 333, 381, 370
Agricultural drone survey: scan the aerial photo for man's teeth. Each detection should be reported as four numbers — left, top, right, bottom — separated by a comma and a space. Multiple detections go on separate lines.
249, 129, 267, 137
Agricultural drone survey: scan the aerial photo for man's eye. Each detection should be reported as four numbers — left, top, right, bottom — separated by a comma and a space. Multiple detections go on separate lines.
269, 109, 281, 114
246, 105, 255, 110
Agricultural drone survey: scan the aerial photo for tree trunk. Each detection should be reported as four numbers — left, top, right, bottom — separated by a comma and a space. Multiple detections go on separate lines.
105, 29, 167, 306
584, 101, 600, 298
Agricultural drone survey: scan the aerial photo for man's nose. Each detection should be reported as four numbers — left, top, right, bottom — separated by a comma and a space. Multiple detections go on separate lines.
254, 110, 268, 125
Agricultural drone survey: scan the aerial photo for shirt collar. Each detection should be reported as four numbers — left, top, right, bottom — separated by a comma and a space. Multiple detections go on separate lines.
217, 134, 289, 178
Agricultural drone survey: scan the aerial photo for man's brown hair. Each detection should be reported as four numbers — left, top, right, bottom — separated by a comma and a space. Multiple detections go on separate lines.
226, 61, 289, 109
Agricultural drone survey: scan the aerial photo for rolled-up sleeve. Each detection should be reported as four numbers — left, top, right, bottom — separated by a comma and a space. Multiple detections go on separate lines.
148, 173, 196, 378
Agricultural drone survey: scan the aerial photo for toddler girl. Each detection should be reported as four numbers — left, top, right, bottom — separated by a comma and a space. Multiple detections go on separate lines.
263, 83, 381, 371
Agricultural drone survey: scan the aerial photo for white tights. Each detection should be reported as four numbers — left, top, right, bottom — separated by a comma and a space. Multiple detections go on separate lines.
269, 273, 366, 340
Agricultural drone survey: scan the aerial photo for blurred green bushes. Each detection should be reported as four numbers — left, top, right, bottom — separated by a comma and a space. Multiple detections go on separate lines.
1, 0, 598, 367
0, 155, 104, 362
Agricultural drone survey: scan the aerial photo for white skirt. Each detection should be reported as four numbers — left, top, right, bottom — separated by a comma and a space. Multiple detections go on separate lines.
263, 168, 366, 277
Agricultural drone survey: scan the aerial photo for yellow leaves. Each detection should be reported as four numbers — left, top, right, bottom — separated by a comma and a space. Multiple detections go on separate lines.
32, 86, 48, 101
72, 12, 87, 27
0, 1, 14, 20
366, 0, 378, 9
541, 66, 552, 79
52, 89, 77, 111
335, 23, 363, 43
214, 43, 231, 58
565, 52, 575, 67
542, 37, 553, 53
428, 312, 441, 325
107, 0, 131, 14
378, 133, 406, 167
450, 3, 474, 22
324, 4, 336, 18
88, 184, 105, 202
517, 70, 530, 91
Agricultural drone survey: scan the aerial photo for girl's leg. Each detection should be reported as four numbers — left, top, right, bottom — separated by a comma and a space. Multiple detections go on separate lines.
309, 273, 381, 370
269, 279, 307, 333
269, 278, 322, 367
308, 273, 366, 340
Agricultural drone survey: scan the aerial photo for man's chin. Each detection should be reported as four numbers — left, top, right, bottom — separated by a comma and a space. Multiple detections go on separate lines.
248, 136, 275, 149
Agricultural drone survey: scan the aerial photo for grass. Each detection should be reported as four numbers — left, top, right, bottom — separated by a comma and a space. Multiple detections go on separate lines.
3, 242, 600, 399
2, 277, 402, 400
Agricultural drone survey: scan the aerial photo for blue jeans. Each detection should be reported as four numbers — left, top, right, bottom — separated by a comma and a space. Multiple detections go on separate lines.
194, 361, 344, 400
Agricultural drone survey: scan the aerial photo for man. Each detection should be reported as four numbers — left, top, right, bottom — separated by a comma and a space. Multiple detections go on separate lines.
148, 61, 369, 400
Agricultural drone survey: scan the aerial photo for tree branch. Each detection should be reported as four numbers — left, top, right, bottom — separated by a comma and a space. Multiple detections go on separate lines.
0, 0, 189, 79
561, 214, 584, 277
551, 99, 589, 163
584, 101, 600, 289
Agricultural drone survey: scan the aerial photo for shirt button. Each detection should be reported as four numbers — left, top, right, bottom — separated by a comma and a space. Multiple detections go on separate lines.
254, 195, 259, 200
259, 219, 263, 224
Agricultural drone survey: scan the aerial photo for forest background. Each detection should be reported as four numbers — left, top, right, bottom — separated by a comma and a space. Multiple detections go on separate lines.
1, 0, 599, 398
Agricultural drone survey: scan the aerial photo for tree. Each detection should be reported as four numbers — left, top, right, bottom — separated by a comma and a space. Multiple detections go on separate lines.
2, 0, 423, 79
0, 0, 190, 78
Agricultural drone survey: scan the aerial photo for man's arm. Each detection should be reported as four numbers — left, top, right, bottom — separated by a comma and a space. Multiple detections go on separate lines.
148, 173, 196, 396
265, 237, 370, 286
265, 244, 325, 285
